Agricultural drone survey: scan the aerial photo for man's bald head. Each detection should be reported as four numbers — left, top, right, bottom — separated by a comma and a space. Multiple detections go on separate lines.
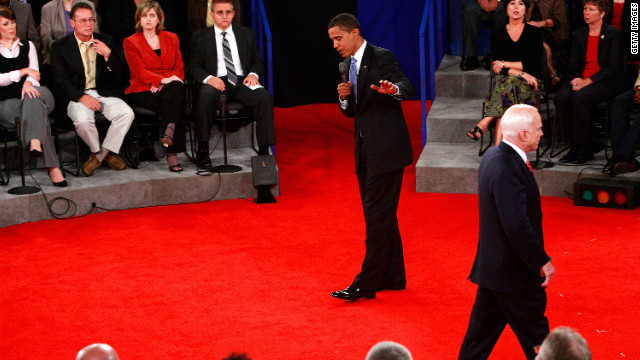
76, 344, 119, 360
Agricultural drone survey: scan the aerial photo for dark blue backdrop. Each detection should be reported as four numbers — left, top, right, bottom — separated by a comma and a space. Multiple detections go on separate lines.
356, 0, 426, 100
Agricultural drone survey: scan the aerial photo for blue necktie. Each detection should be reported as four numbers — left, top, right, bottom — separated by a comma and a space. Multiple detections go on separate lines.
350, 57, 357, 103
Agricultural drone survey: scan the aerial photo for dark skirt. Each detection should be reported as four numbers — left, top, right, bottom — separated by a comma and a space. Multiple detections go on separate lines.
482, 74, 543, 117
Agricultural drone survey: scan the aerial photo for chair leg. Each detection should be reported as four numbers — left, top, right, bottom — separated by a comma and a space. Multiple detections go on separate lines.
0, 129, 10, 185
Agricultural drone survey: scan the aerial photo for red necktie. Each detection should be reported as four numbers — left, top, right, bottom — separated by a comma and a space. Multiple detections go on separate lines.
526, 160, 534, 173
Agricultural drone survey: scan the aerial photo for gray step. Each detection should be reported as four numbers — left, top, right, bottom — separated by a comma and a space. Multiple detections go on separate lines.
435, 54, 491, 98
426, 96, 485, 143
415, 141, 633, 197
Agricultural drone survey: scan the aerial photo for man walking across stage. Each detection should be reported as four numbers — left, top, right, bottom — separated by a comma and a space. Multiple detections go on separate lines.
327, 13, 414, 301
458, 104, 555, 360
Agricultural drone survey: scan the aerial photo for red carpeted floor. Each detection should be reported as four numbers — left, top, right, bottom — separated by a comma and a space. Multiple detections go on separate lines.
1, 101, 639, 359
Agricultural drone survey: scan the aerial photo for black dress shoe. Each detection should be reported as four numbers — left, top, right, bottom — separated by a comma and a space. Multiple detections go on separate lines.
614, 159, 640, 174
572, 147, 593, 164
602, 160, 617, 177
559, 147, 578, 163
331, 287, 376, 301
460, 56, 480, 71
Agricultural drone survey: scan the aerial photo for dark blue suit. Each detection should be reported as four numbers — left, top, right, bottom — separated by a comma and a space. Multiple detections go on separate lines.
340, 43, 413, 293
459, 142, 551, 360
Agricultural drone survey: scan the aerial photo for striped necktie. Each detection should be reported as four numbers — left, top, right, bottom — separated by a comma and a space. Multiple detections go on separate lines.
221, 31, 237, 86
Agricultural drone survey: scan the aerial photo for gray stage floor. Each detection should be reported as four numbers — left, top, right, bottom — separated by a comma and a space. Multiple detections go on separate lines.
0, 148, 278, 228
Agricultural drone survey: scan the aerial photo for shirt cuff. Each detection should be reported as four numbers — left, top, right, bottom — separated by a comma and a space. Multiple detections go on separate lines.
339, 97, 348, 109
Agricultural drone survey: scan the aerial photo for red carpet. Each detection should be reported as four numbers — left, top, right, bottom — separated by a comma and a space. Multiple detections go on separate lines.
1, 101, 639, 359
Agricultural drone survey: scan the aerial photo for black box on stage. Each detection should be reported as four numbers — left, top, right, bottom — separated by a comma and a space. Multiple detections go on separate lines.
573, 177, 640, 209
251, 155, 278, 186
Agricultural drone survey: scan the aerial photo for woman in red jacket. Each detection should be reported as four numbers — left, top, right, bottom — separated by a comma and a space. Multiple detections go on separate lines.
124, 0, 185, 172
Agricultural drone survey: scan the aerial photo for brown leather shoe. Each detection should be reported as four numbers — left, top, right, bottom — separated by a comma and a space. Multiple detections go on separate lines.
82, 153, 101, 177
103, 153, 126, 170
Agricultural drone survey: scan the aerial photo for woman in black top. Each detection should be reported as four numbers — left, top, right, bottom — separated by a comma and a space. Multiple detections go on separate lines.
467, 0, 544, 146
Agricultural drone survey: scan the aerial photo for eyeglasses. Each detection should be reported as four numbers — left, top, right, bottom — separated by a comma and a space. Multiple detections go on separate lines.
214, 10, 234, 16
73, 18, 96, 25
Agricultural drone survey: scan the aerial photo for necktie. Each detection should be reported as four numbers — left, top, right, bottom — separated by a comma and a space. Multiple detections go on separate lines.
221, 31, 237, 86
81, 42, 95, 89
349, 57, 357, 103
526, 160, 534, 173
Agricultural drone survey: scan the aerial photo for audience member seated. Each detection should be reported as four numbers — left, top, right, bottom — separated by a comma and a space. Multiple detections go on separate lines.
0, 6, 66, 187
460, 0, 506, 71
221, 353, 251, 360
466, 0, 543, 146
554, 0, 626, 164
535, 326, 591, 360
51, 2, 134, 177
525, 0, 569, 88
366, 341, 413, 360
189, 0, 275, 170
602, 71, 640, 176
187, 0, 240, 33
123, 0, 186, 172
76, 343, 119, 360
0, 0, 39, 53
40, 0, 100, 65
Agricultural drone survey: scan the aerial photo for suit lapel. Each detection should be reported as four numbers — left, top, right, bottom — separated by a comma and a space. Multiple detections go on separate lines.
234, 27, 248, 73
206, 27, 219, 72
357, 44, 372, 106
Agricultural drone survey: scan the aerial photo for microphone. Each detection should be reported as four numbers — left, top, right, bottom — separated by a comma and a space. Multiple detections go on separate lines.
338, 62, 348, 83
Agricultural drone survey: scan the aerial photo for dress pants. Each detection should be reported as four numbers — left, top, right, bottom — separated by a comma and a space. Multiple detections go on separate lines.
610, 89, 640, 159
458, 287, 549, 360
0, 86, 58, 169
194, 79, 275, 147
351, 138, 406, 292
554, 81, 623, 145
67, 89, 134, 154
462, 0, 505, 57
125, 81, 186, 154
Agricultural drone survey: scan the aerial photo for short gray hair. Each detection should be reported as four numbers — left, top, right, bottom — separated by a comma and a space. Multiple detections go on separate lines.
501, 104, 537, 139
366, 341, 412, 360
537, 327, 591, 360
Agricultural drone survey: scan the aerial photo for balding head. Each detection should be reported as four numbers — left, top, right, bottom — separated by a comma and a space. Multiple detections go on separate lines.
535, 327, 591, 360
366, 341, 412, 360
76, 344, 119, 360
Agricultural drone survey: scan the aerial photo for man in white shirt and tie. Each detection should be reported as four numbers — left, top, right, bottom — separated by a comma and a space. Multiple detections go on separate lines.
188, 0, 275, 170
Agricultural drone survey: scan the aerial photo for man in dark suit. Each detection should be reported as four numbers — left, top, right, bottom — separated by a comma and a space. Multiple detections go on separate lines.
188, 0, 275, 169
327, 13, 414, 301
458, 104, 555, 360
51, 2, 134, 177
0, 0, 40, 52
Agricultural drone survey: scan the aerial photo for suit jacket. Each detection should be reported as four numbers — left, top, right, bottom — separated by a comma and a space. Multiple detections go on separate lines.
566, 22, 626, 86
188, 25, 263, 84
10, 1, 40, 53
525, 0, 569, 45
51, 32, 123, 106
340, 43, 414, 174
40, 0, 99, 64
469, 142, 550, 294
123, 31, 184, 94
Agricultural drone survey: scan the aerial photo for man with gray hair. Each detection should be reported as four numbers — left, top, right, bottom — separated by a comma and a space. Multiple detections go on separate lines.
535, 326, 591, 360
459, 104, 555, 360
366, 341, 412, 360
76, 343, 119, 360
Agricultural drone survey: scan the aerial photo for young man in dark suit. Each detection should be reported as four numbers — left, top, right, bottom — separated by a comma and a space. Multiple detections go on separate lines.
328, 13, 414, 301
188, 0, 275, 169
51, 2, 134, 177
458, 104, 555, 360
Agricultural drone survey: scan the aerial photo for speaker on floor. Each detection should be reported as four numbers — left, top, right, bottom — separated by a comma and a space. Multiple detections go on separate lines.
573, 177, 640, 209
251, 155, 277, 204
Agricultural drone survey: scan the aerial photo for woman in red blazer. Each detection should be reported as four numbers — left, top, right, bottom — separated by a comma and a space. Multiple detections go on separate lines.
124, 0, 185, 172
